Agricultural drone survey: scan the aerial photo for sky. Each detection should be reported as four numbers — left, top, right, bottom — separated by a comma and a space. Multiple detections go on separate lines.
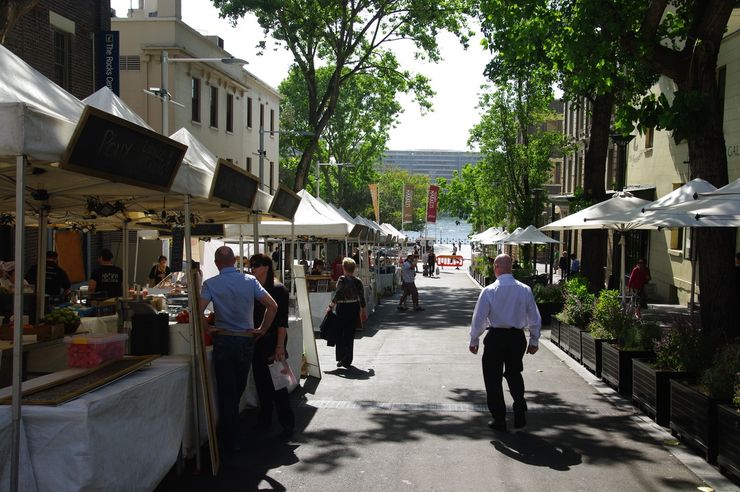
111, 0, 492, 151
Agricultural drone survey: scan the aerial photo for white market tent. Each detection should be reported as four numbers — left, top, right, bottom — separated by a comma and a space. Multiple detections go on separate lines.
503, 225, 559, 244
381, 223, 407, 242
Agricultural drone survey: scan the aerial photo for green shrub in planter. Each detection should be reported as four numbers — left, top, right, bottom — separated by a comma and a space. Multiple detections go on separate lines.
652, 316, 709, 373
701, 344, 740, 402
555, 275, 594, 328
533, 283, 564, 304
587, 289, 631, 340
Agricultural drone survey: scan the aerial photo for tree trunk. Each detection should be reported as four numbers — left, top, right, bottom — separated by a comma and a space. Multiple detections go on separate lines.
581, 92, 614, 292
680, 38, 737, 339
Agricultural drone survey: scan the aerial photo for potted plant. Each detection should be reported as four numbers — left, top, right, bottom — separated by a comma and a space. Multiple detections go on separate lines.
554, 275, 594, 360
582, 289, 622, 377
533, 283, 564, 326
600, 308, 660, 395
671, 343, 739, 465
718, 375, 740, 480
632, 316, 706, 426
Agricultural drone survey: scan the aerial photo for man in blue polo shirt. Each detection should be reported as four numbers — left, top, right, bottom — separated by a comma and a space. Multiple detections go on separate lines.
199, 246, 277, 452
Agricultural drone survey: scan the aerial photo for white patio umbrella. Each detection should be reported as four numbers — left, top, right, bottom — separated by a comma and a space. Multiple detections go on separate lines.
540, 191, 652, 298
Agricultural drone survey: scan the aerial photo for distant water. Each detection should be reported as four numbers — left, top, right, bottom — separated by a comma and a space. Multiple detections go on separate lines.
403, 216, 473, 244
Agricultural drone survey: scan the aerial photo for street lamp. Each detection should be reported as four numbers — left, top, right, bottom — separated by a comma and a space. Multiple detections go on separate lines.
147, 50, 248, 136
316, 156, 350, 198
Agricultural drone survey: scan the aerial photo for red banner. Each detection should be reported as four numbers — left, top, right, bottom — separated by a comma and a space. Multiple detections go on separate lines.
426, 185, 439, 223
402, 184, 413, 224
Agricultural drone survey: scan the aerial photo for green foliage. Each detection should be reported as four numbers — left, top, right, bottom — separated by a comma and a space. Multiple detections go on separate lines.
701, 344, 740, 402
619, 320, 661, 351
555, 275, 594, 328
375, 167, 429, 231
212, 0, 473, 189
652, 316, 709, 373
42, 307, 79, 326
533, 283, 564, 304
471, 255, 493, 279
586, 289, 624, 340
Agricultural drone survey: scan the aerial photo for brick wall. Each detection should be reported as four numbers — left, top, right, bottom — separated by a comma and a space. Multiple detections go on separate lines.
3, 0, 111, 99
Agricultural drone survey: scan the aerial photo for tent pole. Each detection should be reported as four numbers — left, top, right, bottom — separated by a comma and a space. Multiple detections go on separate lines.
11, 155, 27, 492
238, 224, 244, 272
35, 206, 48, 322
133, 236, 140, 288
252, 212, 259, 255
620, 234, 627, 301
183, 195, 201, 470
689, 228, 697, 315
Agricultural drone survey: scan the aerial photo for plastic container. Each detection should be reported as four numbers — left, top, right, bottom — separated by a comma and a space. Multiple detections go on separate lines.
64, 333, 128, 368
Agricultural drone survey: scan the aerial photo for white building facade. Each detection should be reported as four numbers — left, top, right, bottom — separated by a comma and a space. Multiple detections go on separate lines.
111, 0, 282, 193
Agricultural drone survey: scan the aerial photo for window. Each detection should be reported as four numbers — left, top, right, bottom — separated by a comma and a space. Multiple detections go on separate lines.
669, 183, 684, 249
191, 78, 201, 123
269, 161, 275, 192
209, 86, 218, 128
645, 127, 654, 149
718, 65, 727, 132
120, 55, 141, 71
270, 109, 275, 134
226, 93, 234, 133
52, 30, 71, 89
260, 103, 265, 129
247, 97, 253, 128
246, 157, 252, 174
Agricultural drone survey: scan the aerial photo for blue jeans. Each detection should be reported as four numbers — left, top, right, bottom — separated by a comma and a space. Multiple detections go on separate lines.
213, 334, 256, 449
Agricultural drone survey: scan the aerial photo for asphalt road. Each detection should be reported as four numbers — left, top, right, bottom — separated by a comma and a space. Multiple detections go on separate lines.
158, 267, 738, 492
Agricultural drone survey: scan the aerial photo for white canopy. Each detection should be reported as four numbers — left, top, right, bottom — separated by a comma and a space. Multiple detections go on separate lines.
540, 191, 652, 232
83, 87, 150, 129
471, 226, 508, 245
0, 44, 83, 162
499, 227, 524, 243
503, 225, 559, 244
652, 178, 740, 227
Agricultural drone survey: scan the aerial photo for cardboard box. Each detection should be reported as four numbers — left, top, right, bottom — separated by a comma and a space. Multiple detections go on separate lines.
0, 323, 64, 341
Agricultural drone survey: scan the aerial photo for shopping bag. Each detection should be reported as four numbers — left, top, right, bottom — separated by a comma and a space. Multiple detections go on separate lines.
319, 310, 337, 346
269, 359, 297, 390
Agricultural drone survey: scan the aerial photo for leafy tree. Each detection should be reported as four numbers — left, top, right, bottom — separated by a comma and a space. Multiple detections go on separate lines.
440, 78, 564, 242
212, 0, 473, 191
0, 0, 38, 44
278, 63, 406, 216
477, 0, 656, 292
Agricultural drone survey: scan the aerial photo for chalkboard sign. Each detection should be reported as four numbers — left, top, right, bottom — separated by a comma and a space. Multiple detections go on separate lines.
268, 185, 301, 221
61, 106, 186, 192
209, 159, 259, 211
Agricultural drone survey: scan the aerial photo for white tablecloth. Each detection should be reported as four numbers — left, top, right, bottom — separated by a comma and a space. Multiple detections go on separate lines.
77, 314, 119, 335
0, 358, 189, 492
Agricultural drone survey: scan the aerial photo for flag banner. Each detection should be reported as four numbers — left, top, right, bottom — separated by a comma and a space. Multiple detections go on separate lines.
369, 183, 380, 223
402, 184, 414, 224
426, 185, 440, 223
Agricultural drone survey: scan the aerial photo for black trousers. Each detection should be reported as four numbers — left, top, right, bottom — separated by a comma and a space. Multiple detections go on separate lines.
335, 302, 360, 364
252, 332, 295, 430
482, 328, 528, 420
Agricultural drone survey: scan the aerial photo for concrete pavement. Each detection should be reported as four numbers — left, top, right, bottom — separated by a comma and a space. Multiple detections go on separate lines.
158, 268, 738, 491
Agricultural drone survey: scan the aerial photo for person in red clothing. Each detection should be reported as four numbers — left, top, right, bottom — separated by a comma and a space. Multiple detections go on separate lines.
627, 258, 651, 318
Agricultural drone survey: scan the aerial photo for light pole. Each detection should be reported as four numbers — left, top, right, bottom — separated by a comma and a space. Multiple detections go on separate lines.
150, 50, 247, 136
609, 132, 635, 292
316, 156, 350, 198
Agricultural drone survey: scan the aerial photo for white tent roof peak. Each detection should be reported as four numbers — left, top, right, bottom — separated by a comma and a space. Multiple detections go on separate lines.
82, 87, 151, 129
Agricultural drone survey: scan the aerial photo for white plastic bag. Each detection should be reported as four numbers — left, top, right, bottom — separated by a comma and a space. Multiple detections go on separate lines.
268, 359, 297, 390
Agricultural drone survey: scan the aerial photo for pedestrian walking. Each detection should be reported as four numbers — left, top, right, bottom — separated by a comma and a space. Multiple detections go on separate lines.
569, 254, 580, 277
627, 257, 651, 318
398, 253, 423, 311
469, 254, 541, 431
249, 253, 295, 439
426, 249, 436, 277
558, 251, 569, 280
198, 246, 277, 452
326, 257, 367, 368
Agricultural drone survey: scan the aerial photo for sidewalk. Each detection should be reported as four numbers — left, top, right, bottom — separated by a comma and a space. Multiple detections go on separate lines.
157, 268, 738, 491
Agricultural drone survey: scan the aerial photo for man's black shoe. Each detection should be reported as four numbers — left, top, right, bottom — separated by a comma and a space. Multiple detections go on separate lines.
514, 411, 527, 429
397, 305, 408, 311
487, 419, 507, 431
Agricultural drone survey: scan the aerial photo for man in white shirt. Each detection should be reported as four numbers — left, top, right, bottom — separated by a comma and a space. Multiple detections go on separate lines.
469, 254, 541, 431
398, 253, 423, 311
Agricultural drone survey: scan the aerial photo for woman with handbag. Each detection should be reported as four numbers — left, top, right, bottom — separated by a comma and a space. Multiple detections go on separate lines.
327, 257, 367, 368
249, 254, 295, 439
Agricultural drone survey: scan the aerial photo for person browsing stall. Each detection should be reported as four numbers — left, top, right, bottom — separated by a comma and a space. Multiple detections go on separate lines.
326, 258, 366, 368
24, 251, 71, 298
469, 254, 541, 432
198, 246, 277, 452
249, 253, 295, 439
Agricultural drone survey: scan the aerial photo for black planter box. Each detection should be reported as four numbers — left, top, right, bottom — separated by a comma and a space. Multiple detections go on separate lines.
717, 405, 740, 479
581, 332, 614, 378
560, 323, 585, 362
537, 302, 563, 326
631, 359, 692, 427
670, 379, 720, 464
600, 343, 653, 395
549, 320, 560, 347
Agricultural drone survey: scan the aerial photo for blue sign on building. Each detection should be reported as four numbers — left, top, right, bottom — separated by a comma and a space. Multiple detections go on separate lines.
97, 31, 119, 95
